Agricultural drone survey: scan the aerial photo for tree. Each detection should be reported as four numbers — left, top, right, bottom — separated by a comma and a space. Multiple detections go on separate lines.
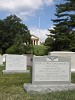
0, 14, 32, 54
44, 37, 54, 51
49, 0, 75, 51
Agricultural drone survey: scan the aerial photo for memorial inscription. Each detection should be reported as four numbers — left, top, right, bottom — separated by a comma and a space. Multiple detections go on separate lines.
23, 56, 75, 93
34, 62, 69, 81
32, 56, 71, 85
6, 55, 27, 70
50, 51, 75, 72
3, 54, 30, 73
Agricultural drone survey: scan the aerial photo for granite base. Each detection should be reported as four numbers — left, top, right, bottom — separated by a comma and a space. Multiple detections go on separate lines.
2, 70, 30, 74
23, 83, 75, 93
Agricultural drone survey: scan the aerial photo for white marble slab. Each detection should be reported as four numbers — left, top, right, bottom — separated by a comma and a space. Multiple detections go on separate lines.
32, 56, 71, 85
23, 56, 75, 93
50, 51, 75, 72
3, 54, 30, 73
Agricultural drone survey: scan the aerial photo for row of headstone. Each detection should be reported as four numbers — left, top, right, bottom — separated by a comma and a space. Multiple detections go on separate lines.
23, 55, 75, 93
1, 52, 75, 93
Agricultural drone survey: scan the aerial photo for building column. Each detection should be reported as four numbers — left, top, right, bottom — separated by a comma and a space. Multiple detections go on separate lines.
35, 40, 36, 45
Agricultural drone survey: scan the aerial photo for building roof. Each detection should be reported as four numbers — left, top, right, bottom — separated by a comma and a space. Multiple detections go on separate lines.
31, 34, 39, 40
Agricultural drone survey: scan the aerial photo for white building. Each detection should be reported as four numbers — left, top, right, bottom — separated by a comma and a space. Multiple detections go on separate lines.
31, 35, 40, 45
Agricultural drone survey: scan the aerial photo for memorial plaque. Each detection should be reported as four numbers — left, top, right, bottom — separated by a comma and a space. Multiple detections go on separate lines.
5, 54, 27, 70
32, 56, 71, 85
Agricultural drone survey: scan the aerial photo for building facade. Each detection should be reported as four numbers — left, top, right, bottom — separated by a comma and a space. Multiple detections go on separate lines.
31, 35, 40, 45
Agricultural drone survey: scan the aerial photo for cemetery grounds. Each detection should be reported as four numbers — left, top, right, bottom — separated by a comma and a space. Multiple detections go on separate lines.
0, 66, 75, 100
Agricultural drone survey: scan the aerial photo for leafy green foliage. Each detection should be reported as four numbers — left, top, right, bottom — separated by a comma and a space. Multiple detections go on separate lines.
44, 37, 54, 52
0, 14, 32, 54
31, 45, 48, 56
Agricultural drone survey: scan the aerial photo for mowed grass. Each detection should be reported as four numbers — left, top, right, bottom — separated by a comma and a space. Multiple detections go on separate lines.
0, 66, 75, 100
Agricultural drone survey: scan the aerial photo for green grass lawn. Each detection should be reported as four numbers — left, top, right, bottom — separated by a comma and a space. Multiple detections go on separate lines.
0, 66, 75, 100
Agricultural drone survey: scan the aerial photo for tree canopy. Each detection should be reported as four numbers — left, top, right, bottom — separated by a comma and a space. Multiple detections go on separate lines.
0, 14, 32, 54
48, 0, 75, 51
44, 37, 54, 51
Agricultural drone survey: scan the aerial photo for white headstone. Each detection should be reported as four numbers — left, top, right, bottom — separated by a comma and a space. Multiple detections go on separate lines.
23, 56, 75, 93
50, 51, 75, 72
32, 56, 71, 85
3, 54, 29, 73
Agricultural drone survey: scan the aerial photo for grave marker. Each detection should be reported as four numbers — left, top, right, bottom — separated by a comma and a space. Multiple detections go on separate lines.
3, 54, 29, 73
24, 56, 75, 93
32, 56, 71, 85
50, 51, 75, 72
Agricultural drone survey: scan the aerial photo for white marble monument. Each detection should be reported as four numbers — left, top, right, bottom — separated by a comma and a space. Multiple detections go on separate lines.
23, 56, 75, 93
3, 54, 29, 74
50, 51, 75, 72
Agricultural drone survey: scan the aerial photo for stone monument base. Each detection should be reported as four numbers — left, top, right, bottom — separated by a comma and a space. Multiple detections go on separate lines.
23, 83, 75, 93
2, 70, 30, 74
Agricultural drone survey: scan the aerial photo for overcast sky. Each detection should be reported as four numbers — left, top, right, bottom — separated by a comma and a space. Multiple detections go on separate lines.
0, 0, 63, 42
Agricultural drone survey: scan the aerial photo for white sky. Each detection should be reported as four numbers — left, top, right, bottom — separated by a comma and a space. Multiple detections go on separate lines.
0, 0, 53, 17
